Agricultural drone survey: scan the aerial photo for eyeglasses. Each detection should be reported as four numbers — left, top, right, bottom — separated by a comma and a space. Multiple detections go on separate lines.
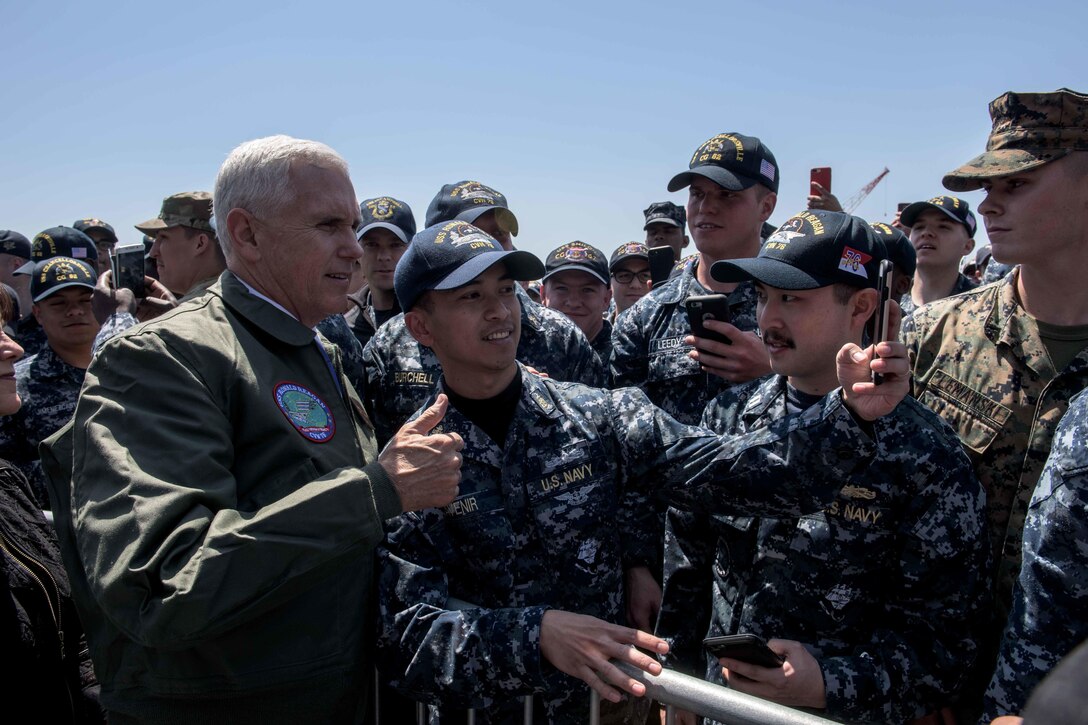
611, 270, 652, 285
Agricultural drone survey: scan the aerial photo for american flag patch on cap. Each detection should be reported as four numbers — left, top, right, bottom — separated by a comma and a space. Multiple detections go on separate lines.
72, 249, 88, 258
760, 159, 776, 181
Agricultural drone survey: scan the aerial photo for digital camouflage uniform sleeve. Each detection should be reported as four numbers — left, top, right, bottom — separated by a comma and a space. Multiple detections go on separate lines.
983, 389, 1088, 720
517, 292, 607, 387
315, 313, 366, 398
655, 383, 758, 676
375, 503, 557, 712
92, 312, 138, 355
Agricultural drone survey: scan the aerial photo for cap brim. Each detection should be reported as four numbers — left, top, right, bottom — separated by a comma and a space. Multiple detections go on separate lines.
643, 218, 682, 231
942, 148, 1069, 192
711, 257, 828, 290
32, 280, 96, 303
135, 218, 168, 234
435, 250, 544, 291
667, 166, 756, 193
541, 264, 609, 286
14, 260, 35, 276
457, 207, 520, 237
609, 253, 648, 272
358, 222, 409, 243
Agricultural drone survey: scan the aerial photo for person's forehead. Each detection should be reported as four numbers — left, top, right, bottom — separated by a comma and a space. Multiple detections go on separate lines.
914, 209, 954, 224
545, 269, 605, 288
613, 259, 649, 272
41, 287, 92, 303
361, 227, 405, 245
646, 221, 681, 232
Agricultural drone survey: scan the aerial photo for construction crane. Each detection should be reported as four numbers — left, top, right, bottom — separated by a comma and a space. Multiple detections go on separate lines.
842, 167, 890, 213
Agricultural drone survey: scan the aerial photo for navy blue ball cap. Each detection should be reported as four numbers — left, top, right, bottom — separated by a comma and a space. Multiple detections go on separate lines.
643, 201, 686, 230
900, 195, 977, 237
713, 210, 886, 290
29, 257, 98, 302
16, 226, 99, 275
869, 222, 916, 276
668, 132, 780, 194
0, 230, 31, 259
425, 181, 519, 236
358, 196, 416, 243
543, 242, 609, 285
395, 221, 543, 311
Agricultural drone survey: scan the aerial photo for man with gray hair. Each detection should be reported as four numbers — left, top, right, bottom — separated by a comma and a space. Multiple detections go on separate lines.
48, 135, 464, 724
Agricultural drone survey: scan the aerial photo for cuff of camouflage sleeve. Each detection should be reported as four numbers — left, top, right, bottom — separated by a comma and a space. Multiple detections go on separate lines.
361, 460, 403, 521
819, 655, 876, 723
514, 605, 552, 687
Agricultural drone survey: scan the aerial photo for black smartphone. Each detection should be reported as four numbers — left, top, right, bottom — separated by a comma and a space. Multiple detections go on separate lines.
703, 634, 784, 668
871, 259, 894, 385
111, 243, 147, 298
685, 294, 732, 346
648, 245, 675, 288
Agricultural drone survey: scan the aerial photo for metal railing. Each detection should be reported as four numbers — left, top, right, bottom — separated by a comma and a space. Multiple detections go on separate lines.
382, 658, 835, 725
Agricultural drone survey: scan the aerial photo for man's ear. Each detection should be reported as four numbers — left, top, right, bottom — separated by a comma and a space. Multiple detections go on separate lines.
404, 308, 435, 348
226, 208, 261, 263
852, 287, 879, 326
759, 191, 778, 222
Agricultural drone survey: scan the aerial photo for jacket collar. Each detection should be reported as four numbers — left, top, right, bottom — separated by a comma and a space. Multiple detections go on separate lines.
218, 271, 316, 347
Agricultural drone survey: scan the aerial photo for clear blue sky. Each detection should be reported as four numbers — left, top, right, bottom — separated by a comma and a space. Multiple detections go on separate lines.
3, 0, 1085, 263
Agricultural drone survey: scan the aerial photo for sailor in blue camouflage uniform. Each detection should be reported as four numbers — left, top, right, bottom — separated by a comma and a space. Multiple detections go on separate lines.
11, 226, 99, 358
612, 133, 779, 424
897, 196, 979, 318
0, 257, 99, 507
376, 219, 918, 725
361, 181, 604, 445
539, 241, 615, 364
983, 388, 1088, 721
344, 196, 414, 349
657, 211, 990, 724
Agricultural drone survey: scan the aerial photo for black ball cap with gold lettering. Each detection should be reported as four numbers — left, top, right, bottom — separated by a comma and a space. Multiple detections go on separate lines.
16, 226, 98, 275
73, 218, 119, 244
358, 196, 417, 243
425, 181, 520, 237
394, 221, 543, 311
713, 210, 886, 290
899, 195, 977, 238
30, 257, 98, 302
668, 132, 780, 194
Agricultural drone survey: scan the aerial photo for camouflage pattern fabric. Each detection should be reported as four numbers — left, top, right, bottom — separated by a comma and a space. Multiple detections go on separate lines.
377, 366, 885, 723
983, 388, 1088, 720
902, 267, 1088, 713
92, 312, 138, 354
315, 313, 365, 397
361, 286, 606, 446
657, 374, 990, 723
12, 315, 47, 358
0, 344, 87, 507
610, 260, 760, 425
982, 261, 1015, 286
590, 317, 612, 368
898, 272, 979, 318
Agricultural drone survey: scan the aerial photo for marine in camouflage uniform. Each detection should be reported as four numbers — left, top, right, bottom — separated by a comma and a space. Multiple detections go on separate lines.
982, 388, 1088, 720
361, 285, 605, 446
903, 88, 1088, 714
658, 374, 989, 723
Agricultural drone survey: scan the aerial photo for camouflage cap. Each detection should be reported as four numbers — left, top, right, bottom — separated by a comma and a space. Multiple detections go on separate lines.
135, 191, 214, 235
73, 218, 118, 243
944, 88, 1088, 191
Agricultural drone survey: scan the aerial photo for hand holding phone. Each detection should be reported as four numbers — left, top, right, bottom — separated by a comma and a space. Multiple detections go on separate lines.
810, 167, 832, 194
685, 294, 732, 346
703, 634, 784, 668
871, 259, 894, 385
111, 243, 147, 298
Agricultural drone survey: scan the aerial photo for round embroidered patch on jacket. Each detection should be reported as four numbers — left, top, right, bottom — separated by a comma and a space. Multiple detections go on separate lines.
274, 382, 335, 442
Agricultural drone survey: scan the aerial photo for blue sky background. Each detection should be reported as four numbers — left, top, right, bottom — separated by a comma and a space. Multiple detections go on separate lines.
3, 0, 1085, 263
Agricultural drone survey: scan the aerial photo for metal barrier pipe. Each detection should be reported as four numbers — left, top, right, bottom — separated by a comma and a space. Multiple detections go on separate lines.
614, 661, 835, 725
